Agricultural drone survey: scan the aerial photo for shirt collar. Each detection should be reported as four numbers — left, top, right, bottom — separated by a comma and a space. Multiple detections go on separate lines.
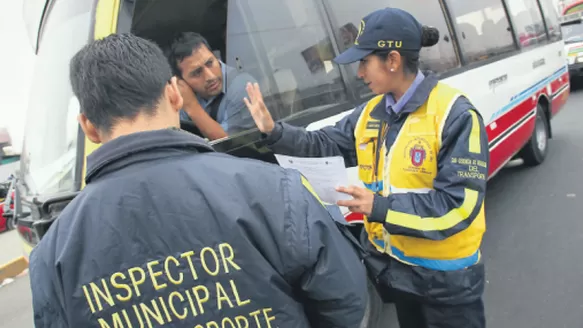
85, 128, 214, 184
386, 70, 425, 115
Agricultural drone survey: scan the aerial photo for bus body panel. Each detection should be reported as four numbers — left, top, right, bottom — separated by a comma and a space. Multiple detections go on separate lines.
307, 41, 569, 180
16, 0, 573, 252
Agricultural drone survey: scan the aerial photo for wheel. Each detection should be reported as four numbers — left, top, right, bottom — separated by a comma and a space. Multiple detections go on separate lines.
520, 104, 549, 167
359, 277, 385, 328
5, 214, 15, 230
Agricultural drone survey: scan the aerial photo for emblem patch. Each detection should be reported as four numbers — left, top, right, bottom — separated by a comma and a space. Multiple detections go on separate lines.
409, 144, 427, 167
355, 20, 366, 45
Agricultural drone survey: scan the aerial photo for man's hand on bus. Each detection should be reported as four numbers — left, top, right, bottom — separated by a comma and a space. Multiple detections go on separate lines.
336, 185, 374, 216
244, 82, 275, 134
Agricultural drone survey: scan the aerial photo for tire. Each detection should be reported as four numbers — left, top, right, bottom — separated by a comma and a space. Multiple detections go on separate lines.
520, 104, 549, 167
5, 215, 15, 230
359, 278, 385, 328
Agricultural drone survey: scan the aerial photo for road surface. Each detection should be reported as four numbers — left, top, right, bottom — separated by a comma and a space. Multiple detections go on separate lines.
1, 85, 583, 327
481, 83, 583, 327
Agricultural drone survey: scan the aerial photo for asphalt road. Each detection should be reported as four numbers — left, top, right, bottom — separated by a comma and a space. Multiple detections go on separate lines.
481, 81, 583, 328
1, 84, 583, 327
0, 275, 32, 328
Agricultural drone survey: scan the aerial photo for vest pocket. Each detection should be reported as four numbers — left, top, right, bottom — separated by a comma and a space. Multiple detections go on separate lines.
356, 137, 378, 185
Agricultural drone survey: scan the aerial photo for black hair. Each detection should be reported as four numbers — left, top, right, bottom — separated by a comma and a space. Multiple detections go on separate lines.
375, 26, 440, 75
167, 32, 212, 78
421, 26, 440, 48
69, 33, 172, 133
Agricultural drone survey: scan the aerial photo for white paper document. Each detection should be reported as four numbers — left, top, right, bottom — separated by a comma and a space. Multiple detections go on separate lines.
274, 154, 352, 204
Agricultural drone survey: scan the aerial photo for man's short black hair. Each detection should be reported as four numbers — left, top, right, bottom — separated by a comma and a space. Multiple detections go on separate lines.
167, 32, 212, 77
70, 33, 172, 132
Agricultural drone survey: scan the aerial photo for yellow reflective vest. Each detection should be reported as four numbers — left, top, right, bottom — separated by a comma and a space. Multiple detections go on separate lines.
354, 82, 486, 271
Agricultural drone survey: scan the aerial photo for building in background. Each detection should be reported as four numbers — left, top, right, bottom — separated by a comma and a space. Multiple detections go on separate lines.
0, 0, 36, 154
0, 127, 10, 149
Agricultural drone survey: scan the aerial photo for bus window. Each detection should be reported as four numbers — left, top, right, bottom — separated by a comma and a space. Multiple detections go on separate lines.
446, 0, 516, 64
20, 0, 92, 195
129, 0, 349, 137
325, 0, 460, 98
506, 0, 547, 48
225, 0, 349, 122
22, 0, 48, 53
562, 23, 583, 44
538, 0, 562, 42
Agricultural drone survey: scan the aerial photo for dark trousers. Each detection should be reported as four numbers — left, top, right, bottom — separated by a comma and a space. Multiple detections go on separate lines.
392, 290, 486, 328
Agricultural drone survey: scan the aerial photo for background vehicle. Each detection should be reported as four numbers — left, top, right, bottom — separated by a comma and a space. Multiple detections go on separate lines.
0, 178, 15, 232
0, 180, 9, 232
0, 128, 19, 166
0, 128, 10, 158
14, 0, 575, 326
0, 128, 21, 166
560, 1, 583, 77
563, 0, 583, 15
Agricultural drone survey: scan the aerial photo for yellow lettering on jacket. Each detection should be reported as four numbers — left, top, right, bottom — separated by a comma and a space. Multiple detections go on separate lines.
82, 243, 275, 327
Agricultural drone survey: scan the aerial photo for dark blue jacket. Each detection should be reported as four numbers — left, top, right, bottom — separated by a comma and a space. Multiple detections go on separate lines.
263, 72, 488, 304
29, 129, 368, 328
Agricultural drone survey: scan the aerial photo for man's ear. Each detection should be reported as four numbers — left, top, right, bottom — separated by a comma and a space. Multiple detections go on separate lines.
78, 113, 102, 144
167, 76, 184, 112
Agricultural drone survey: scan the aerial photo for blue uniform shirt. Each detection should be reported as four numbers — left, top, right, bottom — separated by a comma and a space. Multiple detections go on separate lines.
385, 70, 425, 115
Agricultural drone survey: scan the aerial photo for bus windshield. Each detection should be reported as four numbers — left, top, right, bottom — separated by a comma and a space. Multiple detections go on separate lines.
22, 0, 48, 52
20, 0, 92, 195
562, 23, 583, 43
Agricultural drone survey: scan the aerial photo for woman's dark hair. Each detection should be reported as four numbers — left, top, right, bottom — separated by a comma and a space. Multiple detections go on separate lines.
421, 26, 440, 47
375, 26, 440, 75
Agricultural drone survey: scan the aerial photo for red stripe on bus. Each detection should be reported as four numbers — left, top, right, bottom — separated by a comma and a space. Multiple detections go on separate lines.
488, 114, 536, 176
551, 72, 570, 116
550, 72, 569, 94
487, 73, 568, 143
487, 96, 536, 143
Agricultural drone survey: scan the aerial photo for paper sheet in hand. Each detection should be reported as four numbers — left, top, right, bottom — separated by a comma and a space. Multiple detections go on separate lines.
274, 154, 351, 204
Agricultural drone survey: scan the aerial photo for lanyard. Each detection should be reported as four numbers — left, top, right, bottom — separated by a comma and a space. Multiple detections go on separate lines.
372, 122, 389, 192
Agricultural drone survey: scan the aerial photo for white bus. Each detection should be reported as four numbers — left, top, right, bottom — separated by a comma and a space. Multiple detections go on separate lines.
15, 0, 574, 325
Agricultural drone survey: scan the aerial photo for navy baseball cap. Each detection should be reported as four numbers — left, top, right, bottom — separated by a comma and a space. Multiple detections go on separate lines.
334, 7, 424, 64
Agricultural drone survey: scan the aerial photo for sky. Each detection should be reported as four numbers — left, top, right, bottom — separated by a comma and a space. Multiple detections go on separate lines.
0, 0, 35, 152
